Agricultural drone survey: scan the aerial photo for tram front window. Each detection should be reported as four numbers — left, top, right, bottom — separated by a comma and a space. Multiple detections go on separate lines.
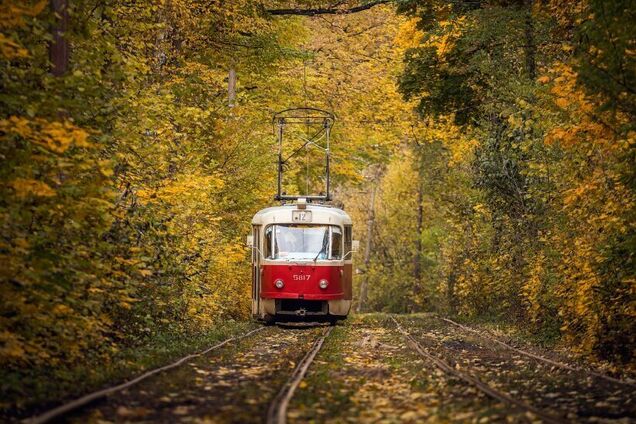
269, 224, 341, 260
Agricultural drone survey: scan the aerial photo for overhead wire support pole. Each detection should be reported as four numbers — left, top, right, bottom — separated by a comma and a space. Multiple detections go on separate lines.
325, 119, 331, 201
276, 118, 285, 201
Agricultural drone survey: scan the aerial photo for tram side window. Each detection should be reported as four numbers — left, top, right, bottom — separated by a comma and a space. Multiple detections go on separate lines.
344, 225, 352, 256
331, 227, 342, 259
264, 226, 273, 259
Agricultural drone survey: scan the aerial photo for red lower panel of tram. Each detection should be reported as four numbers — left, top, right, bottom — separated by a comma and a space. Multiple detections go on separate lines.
260, 264, 351, 300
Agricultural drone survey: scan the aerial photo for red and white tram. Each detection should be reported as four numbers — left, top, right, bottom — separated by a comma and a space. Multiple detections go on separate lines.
248, 108, 357, 323
248, 198, 357, 323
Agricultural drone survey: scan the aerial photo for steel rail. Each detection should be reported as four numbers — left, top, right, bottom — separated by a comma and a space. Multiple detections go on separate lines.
438, 316, 635, 388
390, 316, 567, 424
266, 326, 333, 424
23, 326, 267, 424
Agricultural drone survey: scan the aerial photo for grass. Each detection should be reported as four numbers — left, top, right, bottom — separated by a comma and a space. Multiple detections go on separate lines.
444, 312, 563, 349
1, 320, 259, 421
287, 320, 355, 420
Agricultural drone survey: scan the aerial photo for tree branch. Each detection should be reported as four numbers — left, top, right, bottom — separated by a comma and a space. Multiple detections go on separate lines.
266, 0, 391, 16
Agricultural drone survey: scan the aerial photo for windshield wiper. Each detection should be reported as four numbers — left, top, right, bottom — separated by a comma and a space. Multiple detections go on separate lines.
313, 230, 329, 262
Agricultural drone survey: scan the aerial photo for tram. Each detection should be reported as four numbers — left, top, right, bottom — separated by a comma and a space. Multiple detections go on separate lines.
247, 108, 358, 323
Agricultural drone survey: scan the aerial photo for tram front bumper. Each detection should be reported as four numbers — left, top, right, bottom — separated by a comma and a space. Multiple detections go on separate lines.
261, 298, 351, 317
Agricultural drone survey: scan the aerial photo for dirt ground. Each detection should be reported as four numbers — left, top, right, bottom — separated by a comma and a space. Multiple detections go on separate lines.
55, 314, 635, 423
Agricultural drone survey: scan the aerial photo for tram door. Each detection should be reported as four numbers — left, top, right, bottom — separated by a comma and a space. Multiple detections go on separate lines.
251, 225, 261, 317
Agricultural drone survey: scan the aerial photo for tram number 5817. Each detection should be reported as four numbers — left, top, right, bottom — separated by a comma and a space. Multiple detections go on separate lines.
293, 275, 311, 281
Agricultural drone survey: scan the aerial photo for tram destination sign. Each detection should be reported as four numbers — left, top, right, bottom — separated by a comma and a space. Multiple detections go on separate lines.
292, 210, 312, 223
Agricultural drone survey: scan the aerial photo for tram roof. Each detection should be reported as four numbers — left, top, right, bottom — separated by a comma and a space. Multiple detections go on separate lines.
251, 203, 352, 226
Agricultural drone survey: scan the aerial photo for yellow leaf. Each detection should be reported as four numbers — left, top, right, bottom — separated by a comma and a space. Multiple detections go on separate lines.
555, 97, 569, 109
99, 160, 114, 177
53, 304, 72, 315
10, 178, 56, 198
0, 331, 25, 360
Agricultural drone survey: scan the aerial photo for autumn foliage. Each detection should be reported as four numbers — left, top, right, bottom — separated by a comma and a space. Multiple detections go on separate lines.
0, 0, 634, 411
0, 0, 282, 390
353, 0, 635, 365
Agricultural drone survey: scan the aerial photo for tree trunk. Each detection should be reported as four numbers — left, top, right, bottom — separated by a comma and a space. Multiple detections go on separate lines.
408, 178, 424, 313
228, 67, 237, 107
50, 0, 69, 76
524, 0, 536, 80
153, 1, 172, 76
447, 264, 458, 315
357, 181, 377, 313
414, 178, 423, 283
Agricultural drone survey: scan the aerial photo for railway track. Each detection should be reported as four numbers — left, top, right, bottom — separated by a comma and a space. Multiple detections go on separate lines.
24, 323, 333, 424
20, 316, 628, 423
390, 315, 568, 424
438, 316, 635, 388
266, 326, 333, 424
23, 326, 266, 424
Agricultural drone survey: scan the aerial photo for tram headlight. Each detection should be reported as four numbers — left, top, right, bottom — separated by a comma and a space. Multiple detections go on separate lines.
319, 279, 329, 289
274, 279, 284, 289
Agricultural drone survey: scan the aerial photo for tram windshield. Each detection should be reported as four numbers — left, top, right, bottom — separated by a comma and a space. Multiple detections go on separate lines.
265, 224, 342, 260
